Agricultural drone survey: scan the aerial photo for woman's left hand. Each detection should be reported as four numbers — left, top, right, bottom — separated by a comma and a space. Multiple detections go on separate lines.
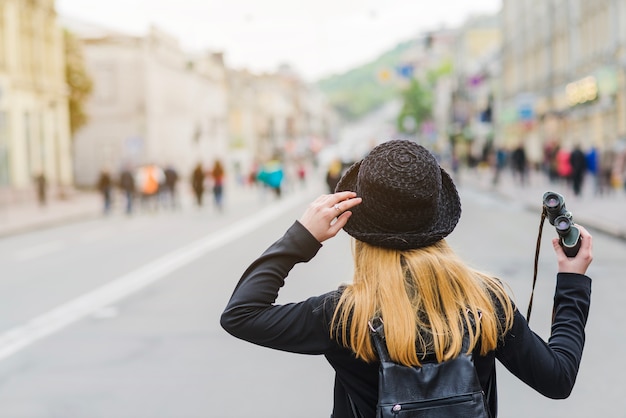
299, 191, 362, 243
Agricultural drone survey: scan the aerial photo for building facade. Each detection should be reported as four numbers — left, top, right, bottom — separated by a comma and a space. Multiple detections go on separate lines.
0, 0, 72, 197
70, 20, 337, 188
500, 0, 626, 163
227, 65, 337, 177
446, 14, 502, 165
70, 24, 229, 186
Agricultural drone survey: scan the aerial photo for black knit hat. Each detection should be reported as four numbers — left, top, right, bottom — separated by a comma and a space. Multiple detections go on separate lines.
335, 140, 461, 250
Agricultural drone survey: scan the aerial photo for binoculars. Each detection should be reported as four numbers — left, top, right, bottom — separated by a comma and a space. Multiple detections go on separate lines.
542, 191, 581, 257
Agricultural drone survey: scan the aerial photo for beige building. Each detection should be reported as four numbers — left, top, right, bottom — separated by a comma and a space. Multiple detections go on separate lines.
0, 0, 72, 197
69, 23, 229, 186
447, 14, 502, 163
500, 0, 626, 161
227, 65, 337, 176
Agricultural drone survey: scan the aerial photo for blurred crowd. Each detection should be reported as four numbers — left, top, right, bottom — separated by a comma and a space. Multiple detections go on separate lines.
320, 136, 626, 201
86, 154, 315, 216
481, 141, 626, 198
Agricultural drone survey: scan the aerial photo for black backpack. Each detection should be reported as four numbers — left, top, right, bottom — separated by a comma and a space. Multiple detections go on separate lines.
369, 317, 490, 418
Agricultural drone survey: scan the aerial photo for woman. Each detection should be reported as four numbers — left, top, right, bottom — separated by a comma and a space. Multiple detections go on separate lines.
221, 140, 593, 418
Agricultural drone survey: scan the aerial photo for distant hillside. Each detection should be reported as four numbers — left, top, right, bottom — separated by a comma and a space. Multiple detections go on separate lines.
316, 39, 417, 122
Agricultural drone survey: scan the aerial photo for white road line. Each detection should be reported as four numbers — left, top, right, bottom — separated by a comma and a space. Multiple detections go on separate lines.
0, 190, 310, 361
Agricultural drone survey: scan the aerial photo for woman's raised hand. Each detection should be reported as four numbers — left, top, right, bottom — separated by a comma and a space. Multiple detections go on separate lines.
299, 191, 362, 243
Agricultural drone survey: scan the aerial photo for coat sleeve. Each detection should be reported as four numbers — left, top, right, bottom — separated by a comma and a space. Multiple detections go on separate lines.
496, 273, 591, 398
220, 221, 338, 355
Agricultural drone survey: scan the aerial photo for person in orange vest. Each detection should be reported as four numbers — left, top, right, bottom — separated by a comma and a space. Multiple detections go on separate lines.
136, 164, 165, 211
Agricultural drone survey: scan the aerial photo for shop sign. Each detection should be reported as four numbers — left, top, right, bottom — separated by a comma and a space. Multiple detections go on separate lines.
566, 76, 598, 106
516, 93, 535, 121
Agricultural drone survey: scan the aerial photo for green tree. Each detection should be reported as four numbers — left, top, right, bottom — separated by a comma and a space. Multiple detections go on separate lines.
64, 29, 93, 137
397, 78, 432, 134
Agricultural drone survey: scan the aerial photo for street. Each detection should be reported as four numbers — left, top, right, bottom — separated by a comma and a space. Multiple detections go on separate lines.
0, 178, 624, 418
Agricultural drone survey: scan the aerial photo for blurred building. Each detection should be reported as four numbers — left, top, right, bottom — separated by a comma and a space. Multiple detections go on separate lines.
227, 64, 337, 175
387, 31, 456, 152
0, 0, 72, 198
374, 13, 501, 167
65, 22, 229, 187
500, 0, 626, 161
66, 18, 336, 188
447, 14, 502, 165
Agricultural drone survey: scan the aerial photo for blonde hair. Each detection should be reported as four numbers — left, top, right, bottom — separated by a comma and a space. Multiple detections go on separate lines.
330, 239, 514, 366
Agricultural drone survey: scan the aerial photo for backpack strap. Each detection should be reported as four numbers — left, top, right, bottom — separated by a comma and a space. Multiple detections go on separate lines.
368, 317, 391, 363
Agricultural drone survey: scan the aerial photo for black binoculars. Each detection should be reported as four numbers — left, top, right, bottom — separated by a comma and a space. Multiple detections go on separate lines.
542, 191, 581, 257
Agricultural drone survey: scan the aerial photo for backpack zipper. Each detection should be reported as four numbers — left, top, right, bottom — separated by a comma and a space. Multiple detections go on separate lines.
389, 393, 475, 413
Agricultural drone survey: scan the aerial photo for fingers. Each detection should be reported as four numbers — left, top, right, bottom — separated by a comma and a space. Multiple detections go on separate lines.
575, 223, 593, 262
552, 223, 594, 275
576, 224, 593, 250
328, 211, 352, 235
551, 237, 565, 259
332, 190, 358, 202
331, 193, 361, 214
298, 192, 361, 243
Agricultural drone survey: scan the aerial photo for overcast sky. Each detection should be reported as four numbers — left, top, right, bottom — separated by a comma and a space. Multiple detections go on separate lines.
56, 0, 501, 82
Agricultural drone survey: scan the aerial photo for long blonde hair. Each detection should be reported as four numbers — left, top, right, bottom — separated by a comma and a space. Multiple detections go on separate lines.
330, 239, 514, 366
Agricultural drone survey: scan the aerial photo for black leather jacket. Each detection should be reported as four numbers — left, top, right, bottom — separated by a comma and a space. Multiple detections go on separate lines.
221, 221, 592, 418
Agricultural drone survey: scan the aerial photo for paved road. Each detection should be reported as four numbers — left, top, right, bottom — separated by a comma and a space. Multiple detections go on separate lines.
0, 175, 622, 417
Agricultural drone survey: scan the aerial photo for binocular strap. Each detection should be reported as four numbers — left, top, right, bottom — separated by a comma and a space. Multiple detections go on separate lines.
527, 209, 547, 322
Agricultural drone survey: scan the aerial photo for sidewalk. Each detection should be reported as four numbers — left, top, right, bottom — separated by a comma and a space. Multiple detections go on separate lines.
459, 167, 626, 241
0, 178, 325, 239
0, 169, 624, 241
0, 191, 102, 238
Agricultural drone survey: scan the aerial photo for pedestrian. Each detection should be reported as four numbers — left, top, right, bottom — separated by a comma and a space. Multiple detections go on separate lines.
296, 160, 307, 187
136, 164, 163, 211
96, 169, 113, 214
543, 140, 560, 184
556, 147, 573, 186
34, 171, 47, 206
585, 146, 598, 187
510, 143, 527, 186
325, 158, 343, 193
210, 159, 225, 211
163, 164, 179, 209
491, 146, 507, 186
221, 140, 593, 418
191, 162, 205, 207
257, 156, 284, 198
119, 165, 135, 214
597, 147, 615, 195
569, 144, 587, 196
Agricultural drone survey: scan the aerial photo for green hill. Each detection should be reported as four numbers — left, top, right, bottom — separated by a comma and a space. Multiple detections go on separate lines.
316, 39, 417, 121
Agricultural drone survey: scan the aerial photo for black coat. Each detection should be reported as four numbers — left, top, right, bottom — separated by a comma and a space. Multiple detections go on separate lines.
221, 222, 592, 418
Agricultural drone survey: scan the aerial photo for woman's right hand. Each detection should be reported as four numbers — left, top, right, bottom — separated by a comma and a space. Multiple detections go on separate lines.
298, 191, 361, 243
552, 224, 593, 275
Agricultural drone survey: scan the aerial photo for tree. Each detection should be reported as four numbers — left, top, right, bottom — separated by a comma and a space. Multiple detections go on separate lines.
64, 29, 93, 137
396, 79, 432, 134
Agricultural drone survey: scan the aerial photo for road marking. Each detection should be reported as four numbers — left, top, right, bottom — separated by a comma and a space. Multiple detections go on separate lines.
0, 189, 311, 361
13, 240, 66, 262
